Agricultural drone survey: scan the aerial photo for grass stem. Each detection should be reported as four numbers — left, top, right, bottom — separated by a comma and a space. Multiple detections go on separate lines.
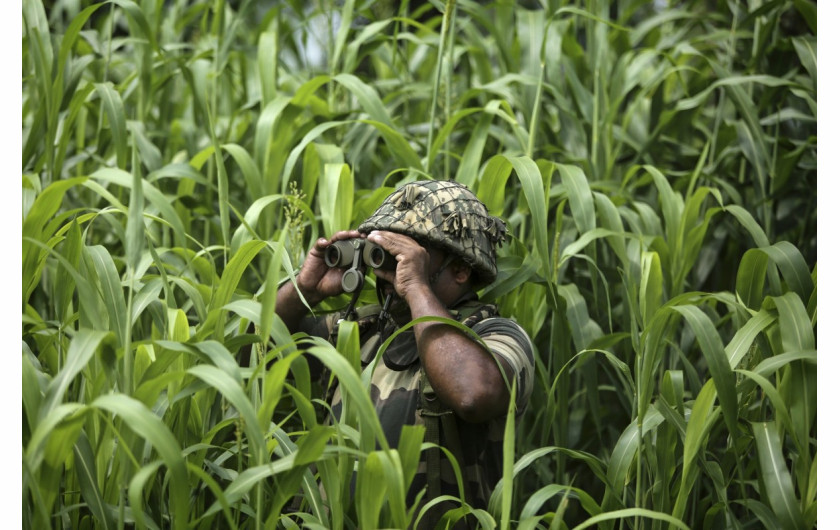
425, 0, 456, 174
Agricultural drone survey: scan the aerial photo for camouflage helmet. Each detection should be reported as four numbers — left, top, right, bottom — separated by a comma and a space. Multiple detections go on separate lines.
358, 180, 507, 285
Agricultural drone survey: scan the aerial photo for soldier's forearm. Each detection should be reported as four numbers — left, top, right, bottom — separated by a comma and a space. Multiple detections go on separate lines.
275, 279, 321, 334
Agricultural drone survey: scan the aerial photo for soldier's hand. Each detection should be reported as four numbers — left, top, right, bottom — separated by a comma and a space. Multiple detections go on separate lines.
366, 230, 432, 299
297, 230, 365, 304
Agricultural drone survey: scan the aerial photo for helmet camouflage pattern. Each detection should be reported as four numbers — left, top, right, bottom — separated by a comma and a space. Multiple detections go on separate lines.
358, 180, 507, 285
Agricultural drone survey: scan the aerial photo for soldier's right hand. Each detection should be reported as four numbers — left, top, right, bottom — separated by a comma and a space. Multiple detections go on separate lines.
296, 230, 364, 304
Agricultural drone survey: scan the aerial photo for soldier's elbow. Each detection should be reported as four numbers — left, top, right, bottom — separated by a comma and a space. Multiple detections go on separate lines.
451, 390, 507, 423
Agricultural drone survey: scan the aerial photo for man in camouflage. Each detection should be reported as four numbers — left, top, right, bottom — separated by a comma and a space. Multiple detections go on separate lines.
274, 180, 535, 527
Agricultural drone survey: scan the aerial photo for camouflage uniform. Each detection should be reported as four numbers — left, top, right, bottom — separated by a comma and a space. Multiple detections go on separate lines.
309, 295, 534, 527
307, 181, 535, 527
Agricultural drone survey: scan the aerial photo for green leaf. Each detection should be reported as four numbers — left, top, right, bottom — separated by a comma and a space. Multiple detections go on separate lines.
126, 158, 145, 271
734, 370, 795, 446
310, 340, 388, 451
360, 119, 424, 170
792, 0, 816, 33
110, 0, 158, 50
751, 350, 817, 380
554, 283, 600, 354
208, 240, 266, 312
127, 121, 163, 171
476, 154, 514, 215
593, 192, 629, 267
192, 340, 244, 381
261, 237, 286, 345
499, 378, 518, 528
645, 165, 683, 248
357, 450, 389, 529
257, 31, 277, 106
570, 508, 690, 530
557, 228, 626, 263
25, 402, 85, 473
639, 251, 663, 327
255, 95, 292, 176
128, 461, 163, 530
94, 83, 128, 168
737, 249, 769, 309
675, 74, 798, 112
397, 425, 425, 493
335, 73, 392, 127
318, 163, 354, 236
303, 142, 344, 209
336, 319, 361, 376
54, 218, 83, 323
455, 102, 503, 187
224, 298, 293, 347
772, 291, 815, 352
293, 425, 333, 467
792, 36, 816, 83
22, 349, 44, 437
557, 164, 595, 232
330, 0, 357, 73
257, 351, 303, 430
203, 451, 299, 517
231, 193, 315, 251
187, 364, 266, 463
131, 279, 164, 326
92, 168, 186, 248
223, 143, 264, 201
341, 18, 392, 73
86, 246, 129, 347
725, 309, 774, 368
671, 305, 738, 437
752, 422, 806, 530
724, 205, 771, 248
605, 409, 664, 501
22, 177, 87, 301
673, 380, 719, 520
280, 119, 352, 194
520, 484, 601, 520
91, 394, 189, 530
74, 431, 112, 530
41, 329, 112, 420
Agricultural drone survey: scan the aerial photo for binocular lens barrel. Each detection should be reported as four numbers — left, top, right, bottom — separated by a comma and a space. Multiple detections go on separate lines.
363, 244, 393, 269
326, 239, 396, 270
325, 239, 397, 293
369, 247, 385, 267
324, 239, 355, 268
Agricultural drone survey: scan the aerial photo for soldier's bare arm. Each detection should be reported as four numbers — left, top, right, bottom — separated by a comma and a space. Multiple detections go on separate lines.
275, 230, 365, 333
367, 230, 512, 423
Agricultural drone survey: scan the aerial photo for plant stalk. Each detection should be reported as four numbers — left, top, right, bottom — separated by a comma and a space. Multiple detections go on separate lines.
426, 0, 456, 174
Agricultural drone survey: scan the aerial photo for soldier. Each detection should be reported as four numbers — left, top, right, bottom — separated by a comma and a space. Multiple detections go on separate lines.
275, 180, 535, 527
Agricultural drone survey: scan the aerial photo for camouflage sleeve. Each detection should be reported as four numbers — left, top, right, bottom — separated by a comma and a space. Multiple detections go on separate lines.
470, 317, 535, 415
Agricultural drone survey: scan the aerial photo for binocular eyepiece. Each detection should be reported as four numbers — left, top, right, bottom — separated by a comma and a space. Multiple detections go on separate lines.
325, 239, 397, 293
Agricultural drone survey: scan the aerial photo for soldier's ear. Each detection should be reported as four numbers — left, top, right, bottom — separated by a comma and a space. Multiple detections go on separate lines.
451, 260, 472, 285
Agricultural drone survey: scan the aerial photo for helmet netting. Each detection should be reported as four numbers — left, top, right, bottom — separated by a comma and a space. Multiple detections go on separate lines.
358, 180, 507, 285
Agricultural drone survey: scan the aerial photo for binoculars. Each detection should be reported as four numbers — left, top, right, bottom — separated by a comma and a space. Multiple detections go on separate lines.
325, 239, 397, 293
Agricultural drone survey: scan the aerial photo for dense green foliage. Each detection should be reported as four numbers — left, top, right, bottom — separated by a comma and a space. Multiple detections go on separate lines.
23, 0, 817, 528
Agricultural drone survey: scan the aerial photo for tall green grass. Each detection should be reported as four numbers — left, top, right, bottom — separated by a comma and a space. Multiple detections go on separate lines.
23, 0, 816, 528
